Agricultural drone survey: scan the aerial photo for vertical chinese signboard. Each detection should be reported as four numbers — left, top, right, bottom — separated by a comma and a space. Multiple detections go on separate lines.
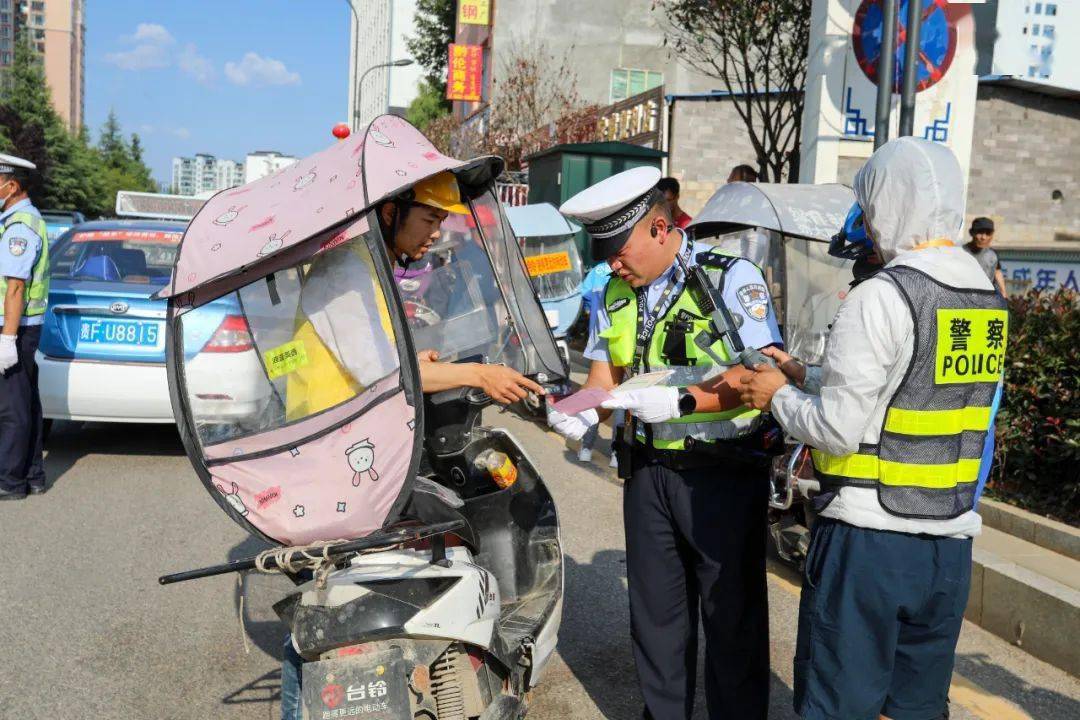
447, 43, 483, 102
458, 0, 491, 26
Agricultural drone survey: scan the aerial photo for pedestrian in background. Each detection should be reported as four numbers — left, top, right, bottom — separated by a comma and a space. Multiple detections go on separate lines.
964, 216, 1007, 296
715, 163, 771, 271
657, 177, 693, 230
576, 259, 622, 467
0, 153, 50, 501
727, 163, 758, 183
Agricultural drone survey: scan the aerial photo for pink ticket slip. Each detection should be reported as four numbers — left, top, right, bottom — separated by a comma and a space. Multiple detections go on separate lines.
550, 387, 614, 415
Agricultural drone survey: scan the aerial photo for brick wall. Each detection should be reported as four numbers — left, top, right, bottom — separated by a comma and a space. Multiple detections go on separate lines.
967, 84, 1080, 248
666, 97, 759, 215
668, 84, 1080, 250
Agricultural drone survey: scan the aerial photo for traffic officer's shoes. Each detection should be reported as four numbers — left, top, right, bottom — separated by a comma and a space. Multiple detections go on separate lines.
0, 486, 27, 501
28, 483, 46, 496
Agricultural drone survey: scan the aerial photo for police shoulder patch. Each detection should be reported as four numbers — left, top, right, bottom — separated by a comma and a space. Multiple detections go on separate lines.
7, 236, 27, 257
736, 283, 769, 321
607, 297, 631, 313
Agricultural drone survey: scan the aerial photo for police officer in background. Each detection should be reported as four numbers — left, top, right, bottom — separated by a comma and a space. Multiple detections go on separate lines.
0, 154, 50, 500
549, 167, 782, 719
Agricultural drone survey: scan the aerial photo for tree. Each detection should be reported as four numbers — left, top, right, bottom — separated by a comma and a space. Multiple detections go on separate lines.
406, 0, 455, 101
655, 0, 812, 182
406, 79, 451, 131
0, 36, 156, 216
467, 40, 591, 170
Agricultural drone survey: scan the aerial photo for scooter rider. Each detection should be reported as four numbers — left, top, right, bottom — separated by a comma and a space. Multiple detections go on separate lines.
740, 138, 1007, 720
550, 167, 782, 720
280, 169, 542, 720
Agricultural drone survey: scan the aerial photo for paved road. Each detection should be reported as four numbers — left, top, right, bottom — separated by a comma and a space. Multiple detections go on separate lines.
1, 413, 1077, 719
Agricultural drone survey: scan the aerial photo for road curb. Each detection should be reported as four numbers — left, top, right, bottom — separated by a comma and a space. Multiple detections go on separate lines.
966, 546, 1080, 677
978, 497, 1080, 561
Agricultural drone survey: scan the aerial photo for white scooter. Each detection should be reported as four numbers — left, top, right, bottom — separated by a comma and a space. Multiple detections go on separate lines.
158, 117, 569, 719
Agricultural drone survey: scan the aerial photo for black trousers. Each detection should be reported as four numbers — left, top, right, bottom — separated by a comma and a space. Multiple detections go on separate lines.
625, 454, 770, 720
0, 325, 45, 492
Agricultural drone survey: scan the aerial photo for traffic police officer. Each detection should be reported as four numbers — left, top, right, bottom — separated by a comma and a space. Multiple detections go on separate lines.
549, 167, 782, 719
740, 138, 1006, 720
0, 153, 49, 500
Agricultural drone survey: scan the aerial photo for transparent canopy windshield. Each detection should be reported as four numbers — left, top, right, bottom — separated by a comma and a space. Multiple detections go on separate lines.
395, 190, 566, 379
519, 234, 583, 301
175, 218, 403, 451
397, 220, 526, 368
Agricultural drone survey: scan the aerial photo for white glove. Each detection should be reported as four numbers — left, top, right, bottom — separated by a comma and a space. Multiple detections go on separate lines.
601, 386, 680, 424
547, 407, 599, 442
0, 334, 17, 374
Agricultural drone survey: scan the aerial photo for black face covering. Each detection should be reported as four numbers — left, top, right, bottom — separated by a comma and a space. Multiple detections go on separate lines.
850, 256, 884, 288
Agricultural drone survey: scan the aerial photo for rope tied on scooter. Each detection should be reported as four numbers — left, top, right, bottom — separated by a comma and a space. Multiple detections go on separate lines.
253, 539, 350, 589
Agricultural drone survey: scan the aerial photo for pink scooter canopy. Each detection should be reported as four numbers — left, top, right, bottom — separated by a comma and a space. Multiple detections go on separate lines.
159, 117, 503, 546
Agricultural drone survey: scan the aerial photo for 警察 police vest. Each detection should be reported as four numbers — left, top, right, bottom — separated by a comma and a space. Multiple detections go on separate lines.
0, 210, 50, 318
811, 265, 1009, 519
600, 252, 762, 450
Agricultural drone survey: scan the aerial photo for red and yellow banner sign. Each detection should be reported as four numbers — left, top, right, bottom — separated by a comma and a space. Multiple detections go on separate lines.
458, 0, 490, 26
525, 251, 572, 277
446, 43, 483, 102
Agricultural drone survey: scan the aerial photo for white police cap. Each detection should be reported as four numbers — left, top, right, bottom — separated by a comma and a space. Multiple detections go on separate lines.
560, 166, 662, 261
0, 153, 36, 176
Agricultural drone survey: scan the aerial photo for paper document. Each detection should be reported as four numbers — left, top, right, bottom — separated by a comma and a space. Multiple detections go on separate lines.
550, 370, 676, 414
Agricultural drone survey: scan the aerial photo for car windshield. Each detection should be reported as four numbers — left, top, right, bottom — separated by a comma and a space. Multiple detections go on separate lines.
51, 228, 183, 285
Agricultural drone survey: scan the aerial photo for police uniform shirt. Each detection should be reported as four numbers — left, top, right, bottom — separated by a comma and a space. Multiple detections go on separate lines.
584, 232, 782, 363
0, 198, 45, 327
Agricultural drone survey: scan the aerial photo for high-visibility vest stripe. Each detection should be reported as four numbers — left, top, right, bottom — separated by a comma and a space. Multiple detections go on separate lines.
883, 405, 992, 436
812, 449, 981, 488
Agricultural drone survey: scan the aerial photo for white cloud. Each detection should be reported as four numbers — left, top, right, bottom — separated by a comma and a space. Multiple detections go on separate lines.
131, 23, 174, 45
178, 44, 215, 85
105, 23, 174, 70
224, 52, 301, 87
172, 128, 191, 140
138, 124, 156, 134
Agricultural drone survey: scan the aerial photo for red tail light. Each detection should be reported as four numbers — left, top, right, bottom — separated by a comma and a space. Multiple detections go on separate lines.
203, 315, 253, 353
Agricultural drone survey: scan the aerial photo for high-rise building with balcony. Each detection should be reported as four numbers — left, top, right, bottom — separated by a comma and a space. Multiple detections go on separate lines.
0, 0, 86, 130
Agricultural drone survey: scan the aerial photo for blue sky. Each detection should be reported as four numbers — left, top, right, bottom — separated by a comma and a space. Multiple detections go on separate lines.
85, 1, 354, 185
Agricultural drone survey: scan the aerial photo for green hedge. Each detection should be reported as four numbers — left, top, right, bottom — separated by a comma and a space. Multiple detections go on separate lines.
988, 289, 1080, 525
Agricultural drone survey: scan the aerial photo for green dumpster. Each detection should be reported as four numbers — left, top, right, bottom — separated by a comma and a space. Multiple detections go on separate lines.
525, 142, 667, 265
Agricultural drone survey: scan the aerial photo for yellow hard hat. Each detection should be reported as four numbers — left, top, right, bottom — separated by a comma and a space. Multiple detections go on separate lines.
411, 171, 469, 215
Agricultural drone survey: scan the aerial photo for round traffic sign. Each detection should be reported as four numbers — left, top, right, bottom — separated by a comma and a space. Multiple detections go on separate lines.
852, 0, 957, 93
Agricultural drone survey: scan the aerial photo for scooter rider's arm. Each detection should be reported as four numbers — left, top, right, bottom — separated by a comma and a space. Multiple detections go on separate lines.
769, 279, 909, 456
417, 356, 544, 405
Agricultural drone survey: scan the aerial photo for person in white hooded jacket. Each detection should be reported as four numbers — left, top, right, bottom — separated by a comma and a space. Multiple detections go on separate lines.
739, 137, 1009, 720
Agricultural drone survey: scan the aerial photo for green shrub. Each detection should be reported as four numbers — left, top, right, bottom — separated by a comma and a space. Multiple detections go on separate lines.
988, 288, 1080, 525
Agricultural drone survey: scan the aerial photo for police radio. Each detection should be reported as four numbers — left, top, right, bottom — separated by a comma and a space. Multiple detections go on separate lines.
675, 254, 776, 371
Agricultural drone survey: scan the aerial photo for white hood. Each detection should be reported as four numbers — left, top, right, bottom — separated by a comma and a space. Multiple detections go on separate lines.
852, 137, 966, 263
